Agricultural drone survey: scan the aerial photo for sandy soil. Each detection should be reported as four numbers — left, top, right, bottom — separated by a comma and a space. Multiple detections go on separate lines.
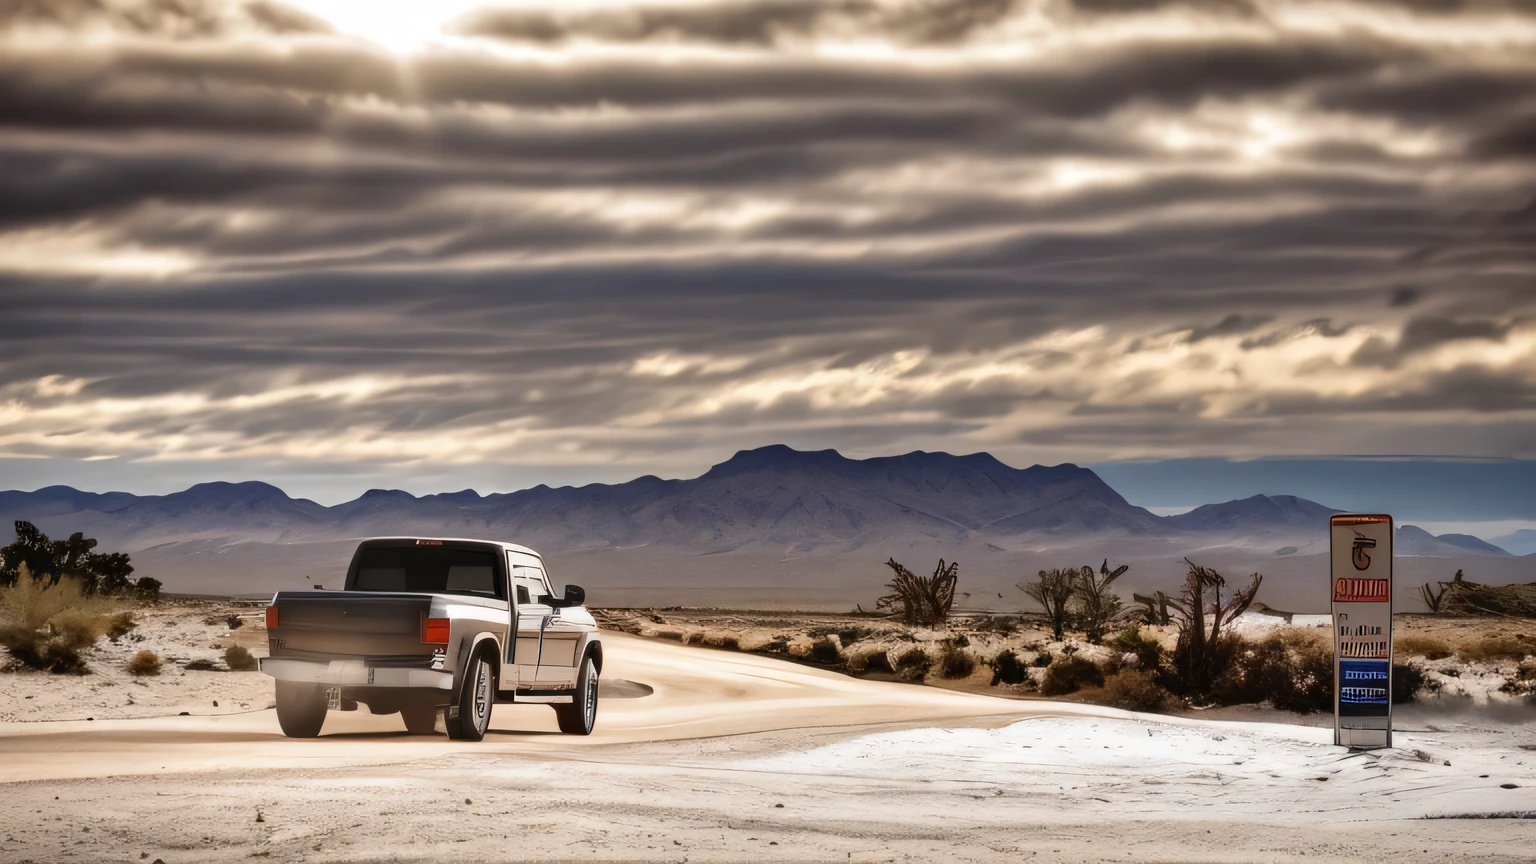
1, 612, 1534, 863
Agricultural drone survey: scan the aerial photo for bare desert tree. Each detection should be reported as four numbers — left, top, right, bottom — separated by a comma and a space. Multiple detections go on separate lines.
1020, 568, 1075, 640
876, 558, 959, 627
1167, 558, 1261, 698
1073, 559, 1129, 644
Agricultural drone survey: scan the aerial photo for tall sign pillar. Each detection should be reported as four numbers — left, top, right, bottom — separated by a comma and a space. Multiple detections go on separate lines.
1330, 514, 1393, 749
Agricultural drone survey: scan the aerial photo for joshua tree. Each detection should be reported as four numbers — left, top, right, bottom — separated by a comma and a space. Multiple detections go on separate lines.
1166, 559, 1262, 699
1073, 559, 1129, 644
1021, 568, 1075, 640
876, 558, 959, 627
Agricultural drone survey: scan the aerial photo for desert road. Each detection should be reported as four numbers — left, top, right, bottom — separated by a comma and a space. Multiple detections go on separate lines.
1, 633, 1533, 863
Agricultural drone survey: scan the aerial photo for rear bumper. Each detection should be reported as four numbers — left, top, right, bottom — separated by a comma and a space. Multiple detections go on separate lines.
259, 657, 454, 690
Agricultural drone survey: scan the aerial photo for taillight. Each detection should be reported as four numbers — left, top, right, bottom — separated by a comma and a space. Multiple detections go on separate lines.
422, 617, 450, 645
265, 606, 278, 629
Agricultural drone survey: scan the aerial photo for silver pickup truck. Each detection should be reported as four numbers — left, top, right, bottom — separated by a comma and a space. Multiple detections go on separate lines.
258, 537, 602, 741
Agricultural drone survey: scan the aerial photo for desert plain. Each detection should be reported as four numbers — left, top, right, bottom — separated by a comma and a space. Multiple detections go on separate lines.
0, 601, 1532, 864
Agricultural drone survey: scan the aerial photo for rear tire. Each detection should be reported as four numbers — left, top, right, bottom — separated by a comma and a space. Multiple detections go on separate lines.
554, 655, 599, 735
275, 681, 326, 738
401, 701, 439, 735
446, 650, 494, 741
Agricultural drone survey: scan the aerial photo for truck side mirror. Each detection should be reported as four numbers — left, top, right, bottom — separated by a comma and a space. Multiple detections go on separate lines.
559, 584, 585, 607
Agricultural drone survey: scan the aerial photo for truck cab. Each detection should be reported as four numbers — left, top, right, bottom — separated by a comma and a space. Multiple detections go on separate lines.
259, 537, 602, 740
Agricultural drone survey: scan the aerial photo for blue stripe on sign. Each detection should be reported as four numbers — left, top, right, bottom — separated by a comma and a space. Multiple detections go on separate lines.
1338, 659, 1390, 704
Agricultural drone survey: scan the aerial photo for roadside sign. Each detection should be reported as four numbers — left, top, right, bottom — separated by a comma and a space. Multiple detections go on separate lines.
1330, 514, 1393, 749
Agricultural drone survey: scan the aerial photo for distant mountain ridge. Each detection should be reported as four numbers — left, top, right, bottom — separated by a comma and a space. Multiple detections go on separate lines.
0, 446, 1515, 558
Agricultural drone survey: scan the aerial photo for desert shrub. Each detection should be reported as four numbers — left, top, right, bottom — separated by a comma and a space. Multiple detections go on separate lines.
1109, 625, 1164, 672
876, 558, 959, 627
225, 645, 258, 671
1395, 635, 1452, 660
1459, 636, 1530, 664
0, 568, 124, 673
808, 638, 842, 665
1040, 655, 1104, 696
1033, 652, 1053, 668
1103, 669, 1171, 712
226, 614, 244, 630
184, 659, 219, 671
1392, 663, 1427, 703
105, 611, 137, 640
936, 640, 975, 679
127, 650, 162, 676
989, 650, 1029, 686
950, 633, 970, 648
1021, 568, 1075, 639
1211, 634, 1332, 713
1166, 560, 1261, 700
1073, 560, 1129, 644
892, 646, 930, 680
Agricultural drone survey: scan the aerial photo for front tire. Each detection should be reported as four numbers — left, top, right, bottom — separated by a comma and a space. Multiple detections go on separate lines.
446, 650, 494, 741
275, 681, 326, 738
554, 655, 599, 735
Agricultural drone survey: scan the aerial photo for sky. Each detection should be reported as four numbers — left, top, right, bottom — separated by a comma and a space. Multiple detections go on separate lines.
1, 0, 1534, 507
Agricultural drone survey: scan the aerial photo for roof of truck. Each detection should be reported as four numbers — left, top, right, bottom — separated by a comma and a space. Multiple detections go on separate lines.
361, 536, 542, 559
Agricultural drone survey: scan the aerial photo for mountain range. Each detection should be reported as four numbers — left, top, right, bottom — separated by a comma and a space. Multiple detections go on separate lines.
1, 445, 1527, 610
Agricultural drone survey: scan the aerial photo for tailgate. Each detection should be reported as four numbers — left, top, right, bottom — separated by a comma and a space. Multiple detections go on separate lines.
267, 592, 434, 664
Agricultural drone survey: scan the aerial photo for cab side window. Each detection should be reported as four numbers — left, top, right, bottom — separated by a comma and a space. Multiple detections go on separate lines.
512, 566, 549, 605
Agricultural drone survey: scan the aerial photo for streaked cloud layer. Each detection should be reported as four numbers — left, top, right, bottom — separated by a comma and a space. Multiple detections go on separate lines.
1, 0, 1534, 496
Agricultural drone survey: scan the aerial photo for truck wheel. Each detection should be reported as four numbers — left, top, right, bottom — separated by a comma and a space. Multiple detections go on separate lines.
275, 681, 326, 738
446, 650, 494, 741
401, 701, 439, 735
554, 655, 599, 735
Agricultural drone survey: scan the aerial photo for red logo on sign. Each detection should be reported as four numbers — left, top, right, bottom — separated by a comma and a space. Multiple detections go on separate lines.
1334, 578, 1389, 602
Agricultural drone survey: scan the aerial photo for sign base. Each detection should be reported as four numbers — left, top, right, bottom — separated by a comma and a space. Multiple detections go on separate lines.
1336, 726, 1391, 749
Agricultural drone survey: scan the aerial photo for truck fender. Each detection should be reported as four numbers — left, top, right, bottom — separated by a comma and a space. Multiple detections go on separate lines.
583, 637, 603, 675
452, 632, 502, 697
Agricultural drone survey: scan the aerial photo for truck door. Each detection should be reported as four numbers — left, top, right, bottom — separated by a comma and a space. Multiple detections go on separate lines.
508, 558, 552, 687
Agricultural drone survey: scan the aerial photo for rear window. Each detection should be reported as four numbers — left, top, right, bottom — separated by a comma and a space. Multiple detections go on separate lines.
350, 546, 502, 598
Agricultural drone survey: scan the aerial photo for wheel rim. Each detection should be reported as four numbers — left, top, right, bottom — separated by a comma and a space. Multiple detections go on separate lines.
473, 660, 490, 731
582, 660, 597, 729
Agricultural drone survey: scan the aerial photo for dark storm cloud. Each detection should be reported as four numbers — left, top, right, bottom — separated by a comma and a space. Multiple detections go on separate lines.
2, 0, 1536, 489
455, 0, 1021, 47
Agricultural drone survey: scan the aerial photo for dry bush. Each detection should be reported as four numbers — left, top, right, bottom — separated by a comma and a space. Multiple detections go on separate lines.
226, 614, 244, 630
1166, 559, 1262, 700
892, 646, 930, 681
0, 568, 125, 673
1040, 655, 1104, 696
936, 640, 975, 679
1459, 636, 1531, 664
225, 645, 258, 671
126, 649, 162, 676
1393, 663, 1430, 703
989, 649, 1029, 686
876, 558, 959, 627
1109, 625, 1164, 671
1073, 560, 1130, 644
105, 611, 137, 640
1103, 669, 1171, 712
184, 658, 220, 671
1211, 634, 1333, 713
1396, 635, 1453, 661
1021, 568, 1075, 640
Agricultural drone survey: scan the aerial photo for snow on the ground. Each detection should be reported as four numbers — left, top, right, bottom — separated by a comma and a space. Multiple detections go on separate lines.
732, 714, 1536, 822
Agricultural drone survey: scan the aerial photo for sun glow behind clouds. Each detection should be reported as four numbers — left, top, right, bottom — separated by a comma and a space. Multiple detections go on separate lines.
293, 0, 487, 51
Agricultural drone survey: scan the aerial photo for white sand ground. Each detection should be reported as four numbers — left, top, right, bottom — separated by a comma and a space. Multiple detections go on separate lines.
1, 633, 1533, 863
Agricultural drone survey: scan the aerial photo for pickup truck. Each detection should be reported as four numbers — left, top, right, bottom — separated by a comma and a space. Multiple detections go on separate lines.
258, 537, 602, 741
